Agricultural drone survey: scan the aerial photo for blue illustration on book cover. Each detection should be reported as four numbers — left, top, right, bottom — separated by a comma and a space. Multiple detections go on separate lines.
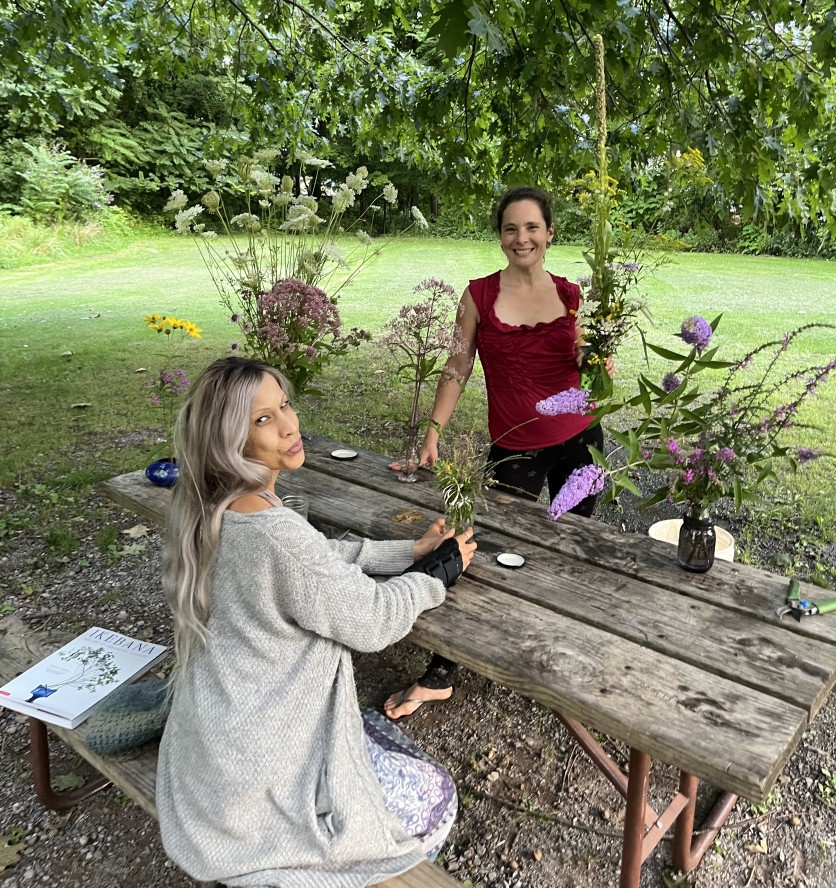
0, 627, 167, 729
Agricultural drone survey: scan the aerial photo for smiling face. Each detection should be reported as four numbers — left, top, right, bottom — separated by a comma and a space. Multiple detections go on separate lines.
243, 373, 305, 481
499, 199, 554, 269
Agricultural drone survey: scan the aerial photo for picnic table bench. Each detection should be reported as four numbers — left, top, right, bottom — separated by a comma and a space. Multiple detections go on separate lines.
0, 615, 459, 888
6, 432, 836, 888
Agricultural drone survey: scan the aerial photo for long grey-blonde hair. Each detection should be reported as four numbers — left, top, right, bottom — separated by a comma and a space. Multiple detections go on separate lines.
163, 356, 292, 682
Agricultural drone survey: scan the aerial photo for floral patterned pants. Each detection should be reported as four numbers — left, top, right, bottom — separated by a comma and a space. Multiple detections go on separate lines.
362, 708, 457, 861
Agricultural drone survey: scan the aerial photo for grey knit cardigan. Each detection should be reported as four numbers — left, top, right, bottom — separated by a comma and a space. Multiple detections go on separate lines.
157, 507, 447, 887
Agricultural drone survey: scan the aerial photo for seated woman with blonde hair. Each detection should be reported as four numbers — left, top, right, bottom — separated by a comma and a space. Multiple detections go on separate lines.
156, 356, 476, 887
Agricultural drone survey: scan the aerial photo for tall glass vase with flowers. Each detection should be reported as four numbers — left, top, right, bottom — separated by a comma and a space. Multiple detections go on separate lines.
573, 35, 680, 400
142, 313, 202, 486
164, 149, 429, 395
381, 279, 468, 482
543, 315, 836, 571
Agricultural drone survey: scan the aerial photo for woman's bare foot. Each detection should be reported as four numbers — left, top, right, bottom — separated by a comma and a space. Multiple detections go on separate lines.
383, 682, 454, 721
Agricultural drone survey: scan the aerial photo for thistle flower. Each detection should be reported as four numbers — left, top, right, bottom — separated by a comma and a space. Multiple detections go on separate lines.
662, 373, 681, 393
535, 388, 592, 416
680, 316, 713, 352
548, 465, 606, 520
796, 448, 820, 463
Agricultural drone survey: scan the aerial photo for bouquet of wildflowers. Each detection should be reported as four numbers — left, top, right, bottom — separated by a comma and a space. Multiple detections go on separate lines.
143, 314, 202, 454
541, 315, 836, 520
248, 279, 370, 396
381, 278, 468, 446
434, 436, 495, 534
164, 149, 428, 395
573, 35, 680, 400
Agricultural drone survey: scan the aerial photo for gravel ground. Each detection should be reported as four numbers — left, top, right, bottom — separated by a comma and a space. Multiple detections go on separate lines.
1, 483, 835, 888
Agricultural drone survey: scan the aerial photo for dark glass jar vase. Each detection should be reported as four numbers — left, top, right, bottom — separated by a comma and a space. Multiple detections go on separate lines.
677, 506, 716, 573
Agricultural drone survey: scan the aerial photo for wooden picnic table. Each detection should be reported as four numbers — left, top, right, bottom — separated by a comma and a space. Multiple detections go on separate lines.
96, 432, 836, 888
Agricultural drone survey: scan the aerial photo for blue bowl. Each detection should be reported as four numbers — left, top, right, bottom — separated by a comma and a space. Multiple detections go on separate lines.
145, 458, 179, 488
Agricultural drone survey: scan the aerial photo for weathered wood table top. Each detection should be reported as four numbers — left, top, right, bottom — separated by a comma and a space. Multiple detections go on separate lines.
99, 433, 836, 806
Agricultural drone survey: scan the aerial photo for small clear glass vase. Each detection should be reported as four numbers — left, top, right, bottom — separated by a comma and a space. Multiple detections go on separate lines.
398, 426, 420, 483
677, 506, 716, 573
444, 499, 476, 536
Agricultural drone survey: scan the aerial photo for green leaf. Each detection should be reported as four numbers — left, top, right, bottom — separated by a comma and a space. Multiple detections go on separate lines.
645, 342, 691, 362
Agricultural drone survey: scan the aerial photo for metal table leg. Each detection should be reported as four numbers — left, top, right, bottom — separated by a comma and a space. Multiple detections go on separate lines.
29, 718, 111, 811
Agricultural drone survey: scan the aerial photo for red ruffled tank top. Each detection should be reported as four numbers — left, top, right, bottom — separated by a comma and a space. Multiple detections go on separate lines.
470, 270, 591, 450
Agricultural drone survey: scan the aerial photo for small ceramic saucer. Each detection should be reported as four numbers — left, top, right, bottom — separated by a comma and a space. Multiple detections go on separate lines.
496, 553, 525, 568
330, 449, 358, 460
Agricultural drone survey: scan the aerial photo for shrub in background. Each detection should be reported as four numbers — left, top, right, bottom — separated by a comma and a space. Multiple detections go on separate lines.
17, 142, 111, 225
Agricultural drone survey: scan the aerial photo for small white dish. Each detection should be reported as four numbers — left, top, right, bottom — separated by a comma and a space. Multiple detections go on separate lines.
330, 449, 358, 460
496, 553, 525, 568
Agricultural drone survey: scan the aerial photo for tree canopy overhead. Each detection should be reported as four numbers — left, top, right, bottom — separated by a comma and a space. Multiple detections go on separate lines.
2, 0, 835, 231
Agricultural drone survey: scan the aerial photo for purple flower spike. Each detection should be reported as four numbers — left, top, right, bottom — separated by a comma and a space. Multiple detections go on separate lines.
547, 465, 606, 520
796, 448, 820, 463
680, 316, 713, 352
536, 388, 591, 416
661, 372, 682, 393
715, 447, 736, 462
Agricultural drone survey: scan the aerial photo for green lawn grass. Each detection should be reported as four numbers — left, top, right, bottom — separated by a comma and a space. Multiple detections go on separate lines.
1, 232, 834, 532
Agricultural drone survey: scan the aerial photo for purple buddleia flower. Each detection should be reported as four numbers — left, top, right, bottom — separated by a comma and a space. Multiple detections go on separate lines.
796, 448, 820, 463
680, 316, 713, 352
536, 388, 592, 416
662, 373, 682, 393
547, 465, 606, 520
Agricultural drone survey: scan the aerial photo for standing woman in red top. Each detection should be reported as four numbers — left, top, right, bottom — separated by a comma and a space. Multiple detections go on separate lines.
384, 185, 607, 721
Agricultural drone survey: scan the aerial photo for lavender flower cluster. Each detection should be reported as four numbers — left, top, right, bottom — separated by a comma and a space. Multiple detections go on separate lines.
535, 388, 592, 416
548, 465, 606, 520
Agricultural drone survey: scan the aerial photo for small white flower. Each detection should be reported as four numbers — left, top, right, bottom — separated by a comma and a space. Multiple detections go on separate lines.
345, 169, 368, 192
295, 149, 333, 168
164, 190, 188, 213
332, 186, 355, 213
252, 168, 278, 193
202, 159, 228, 177
272, 193, 294, 206
411, 206, 429, 229
297, 196, 318, 213
174, 205, 204, 233
254, 148, 279, 164
201, 230, 218, 239
230, 213, 260, 230
356, 229, 373, 245
320, 243, 349, 268
281, 175, 294, 194
383, 183, 398, 204
280, 205, 323, 231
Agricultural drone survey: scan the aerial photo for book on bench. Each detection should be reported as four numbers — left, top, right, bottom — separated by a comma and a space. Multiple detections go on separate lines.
0, 626, 167, 729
